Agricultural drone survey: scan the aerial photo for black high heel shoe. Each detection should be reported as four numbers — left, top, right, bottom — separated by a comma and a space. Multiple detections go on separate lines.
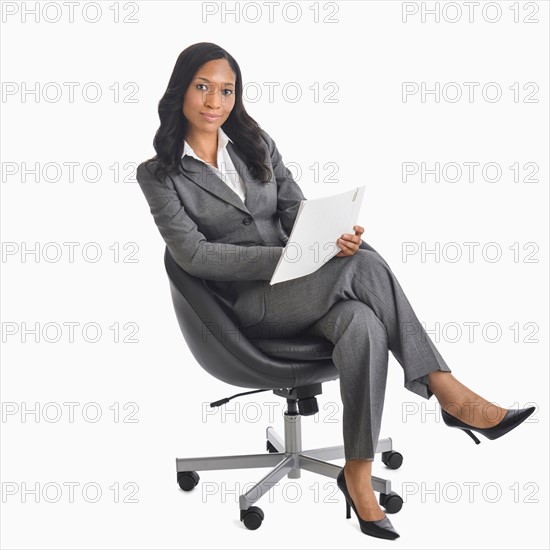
336, 468, 400, 540
441, 406, 535, 444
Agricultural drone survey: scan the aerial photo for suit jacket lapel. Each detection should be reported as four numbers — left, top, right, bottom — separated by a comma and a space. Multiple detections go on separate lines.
178, 141, 259, 216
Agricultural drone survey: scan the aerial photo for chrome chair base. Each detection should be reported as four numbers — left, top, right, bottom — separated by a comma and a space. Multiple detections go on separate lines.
176, 411, 402, 517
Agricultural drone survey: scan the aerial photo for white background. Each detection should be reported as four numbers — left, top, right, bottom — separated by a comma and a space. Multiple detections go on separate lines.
1, 1, 548, 548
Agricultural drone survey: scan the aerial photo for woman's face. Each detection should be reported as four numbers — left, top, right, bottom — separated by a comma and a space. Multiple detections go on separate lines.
182, 58, 236, 135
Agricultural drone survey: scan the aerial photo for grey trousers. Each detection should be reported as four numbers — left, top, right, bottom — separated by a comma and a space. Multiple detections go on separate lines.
239, 241, 452, 461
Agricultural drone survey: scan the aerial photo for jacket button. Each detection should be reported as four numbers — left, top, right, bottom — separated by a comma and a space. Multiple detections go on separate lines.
242, 216, 253, 225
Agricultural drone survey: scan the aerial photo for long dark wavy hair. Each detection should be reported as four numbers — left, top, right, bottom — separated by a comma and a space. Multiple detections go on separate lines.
143, 42, 272, 184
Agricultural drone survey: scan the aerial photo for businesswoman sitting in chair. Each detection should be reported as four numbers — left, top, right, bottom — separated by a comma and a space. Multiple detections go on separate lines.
136, 42, 535, 541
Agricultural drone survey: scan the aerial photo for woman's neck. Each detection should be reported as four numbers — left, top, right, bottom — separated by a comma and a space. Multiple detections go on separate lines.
185, 130, 218, 164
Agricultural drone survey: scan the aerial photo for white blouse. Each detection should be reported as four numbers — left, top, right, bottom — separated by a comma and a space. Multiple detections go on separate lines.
182, 126, 247, 204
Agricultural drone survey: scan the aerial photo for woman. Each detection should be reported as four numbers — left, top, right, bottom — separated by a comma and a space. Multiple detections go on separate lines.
136, 42, 535, 540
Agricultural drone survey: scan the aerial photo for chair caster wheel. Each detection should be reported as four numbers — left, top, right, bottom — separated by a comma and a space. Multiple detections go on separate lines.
381, 450, 403, 470
266, 441, 279, 453
177, 471, 199, 491
240, 506, 264, 530
379, 491, 403, 514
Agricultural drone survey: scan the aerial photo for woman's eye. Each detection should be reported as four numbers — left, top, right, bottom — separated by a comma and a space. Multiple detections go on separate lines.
196, 84, 233, 95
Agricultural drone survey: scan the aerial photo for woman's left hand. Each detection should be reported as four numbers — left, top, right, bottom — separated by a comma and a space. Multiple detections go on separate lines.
335, 225, 364, 257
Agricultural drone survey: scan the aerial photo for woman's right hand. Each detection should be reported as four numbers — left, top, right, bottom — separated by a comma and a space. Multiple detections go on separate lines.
335, 225, 365, 257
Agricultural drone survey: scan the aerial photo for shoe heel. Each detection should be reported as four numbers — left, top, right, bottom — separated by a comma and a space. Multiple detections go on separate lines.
345, 500, 351, 519
462, 428, 481, 444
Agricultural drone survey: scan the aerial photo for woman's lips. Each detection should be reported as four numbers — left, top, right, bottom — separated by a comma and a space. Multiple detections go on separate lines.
200, 113, 221, 122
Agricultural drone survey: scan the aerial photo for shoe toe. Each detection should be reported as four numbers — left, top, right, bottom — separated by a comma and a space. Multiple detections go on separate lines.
518, 406, 536, 422
372, 515, 400, 538
508, 406, 535, 423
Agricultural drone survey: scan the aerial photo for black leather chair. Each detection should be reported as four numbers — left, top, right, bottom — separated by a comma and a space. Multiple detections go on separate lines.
164, 246, 404, 530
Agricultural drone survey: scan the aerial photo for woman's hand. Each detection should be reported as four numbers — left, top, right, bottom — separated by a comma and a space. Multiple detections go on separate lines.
335, 225, 364, 257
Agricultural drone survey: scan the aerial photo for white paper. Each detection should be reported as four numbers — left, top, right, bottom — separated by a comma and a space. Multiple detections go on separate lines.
270, 186, 366, 285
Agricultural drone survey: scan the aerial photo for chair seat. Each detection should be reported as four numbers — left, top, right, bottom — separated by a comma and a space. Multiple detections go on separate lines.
164, 246, 340, 388
250, 335, 334, 361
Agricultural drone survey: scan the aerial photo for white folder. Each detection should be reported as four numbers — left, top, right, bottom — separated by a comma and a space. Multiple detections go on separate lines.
270, 185, 366, 285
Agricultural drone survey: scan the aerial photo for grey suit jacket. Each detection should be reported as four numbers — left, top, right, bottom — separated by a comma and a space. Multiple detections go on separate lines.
136, 128, 367, 324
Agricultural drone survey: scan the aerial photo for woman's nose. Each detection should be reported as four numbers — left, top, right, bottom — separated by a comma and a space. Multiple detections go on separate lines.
204, 86, 222, 109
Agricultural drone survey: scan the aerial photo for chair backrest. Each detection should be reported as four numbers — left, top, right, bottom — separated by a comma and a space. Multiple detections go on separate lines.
163, 246, 339, 390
